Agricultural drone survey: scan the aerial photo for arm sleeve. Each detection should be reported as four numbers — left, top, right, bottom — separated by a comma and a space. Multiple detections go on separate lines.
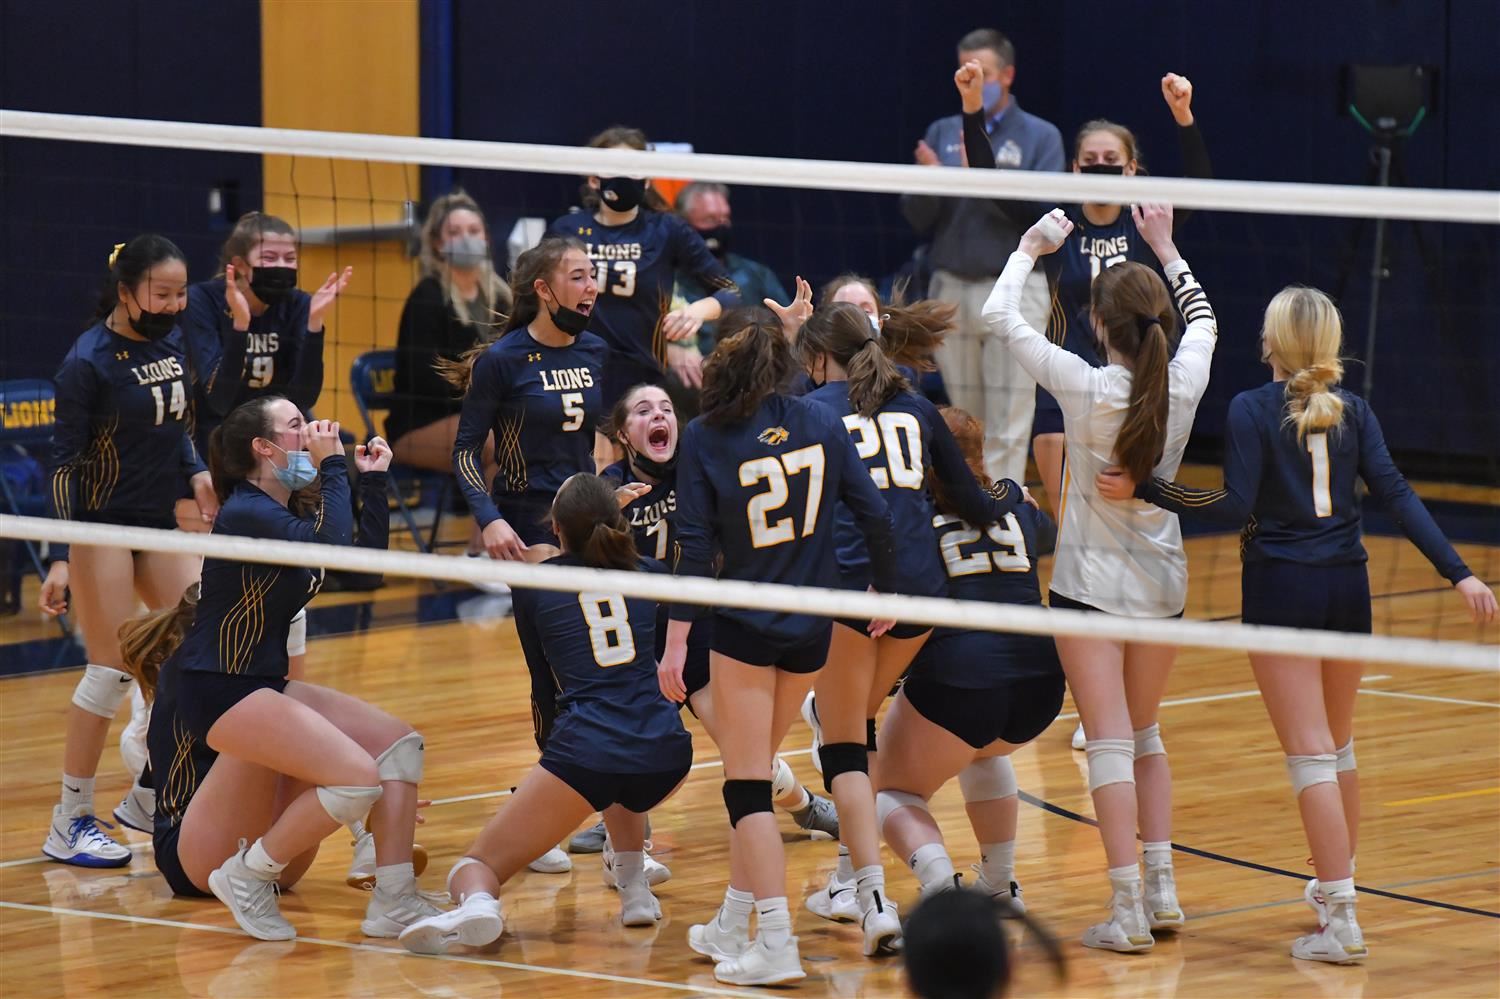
284, 456, 355, 546
511, 595, 558, 752
1355, 403, 1470, 584
669, 427, 717, 621
45, 350, 98, 563
285, 298, 325, 413
179, 430, 206, 481
1138, 394, 1261, 526
959, 111, 1044, 229
187, 289, 251, 417
835, 431, 899, 593
397, 281, 466, 406
354, 470, 391, 551
1162, 259, 1219, 404
1172, 122, 1213, 230
452, 350, 504, 529
982, 252, 1099, 415
924, 397, 1023, 525
671, 219, 740, 311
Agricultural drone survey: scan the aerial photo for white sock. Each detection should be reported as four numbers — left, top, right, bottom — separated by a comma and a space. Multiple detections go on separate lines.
375, 861, 415, 896
854, 864, 886, 911
243, 838, 287, 879
755, 896, 792, 948
979, 840, 1016, 887
720, 886, 755, 929
462, 890, 497, 908
784, 785, 811, 813
835, 845, 854, 881
612, 850, 646, 887
909, 843, 955, 894
60, 774, 95, 816
1143, 840, 1173, 869
1321, 876, 1356, 902
348, 818, 367, 840
1108, 863, 1141, 896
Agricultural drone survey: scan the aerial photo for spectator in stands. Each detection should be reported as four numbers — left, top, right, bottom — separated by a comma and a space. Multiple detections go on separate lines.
675, 182, 788, 351
902, 28, 1064, 483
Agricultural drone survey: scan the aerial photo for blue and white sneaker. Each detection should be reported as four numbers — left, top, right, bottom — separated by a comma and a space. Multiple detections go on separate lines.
43, 805, 132, 868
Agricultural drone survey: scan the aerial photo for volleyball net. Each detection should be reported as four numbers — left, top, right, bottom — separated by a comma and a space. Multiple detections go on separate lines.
0, 110, 1495, 667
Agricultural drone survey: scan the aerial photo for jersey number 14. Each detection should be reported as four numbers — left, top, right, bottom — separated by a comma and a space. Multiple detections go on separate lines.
150, 380, 188, 426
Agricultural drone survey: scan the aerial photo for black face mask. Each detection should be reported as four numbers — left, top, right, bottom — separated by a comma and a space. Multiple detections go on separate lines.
1078, 163, 1127, 176
541, 282, 590, 338
631, 451, 677, 479
249, 265, 298, 304
697, 224, 731, 258
129, 307, 178, 341
599, 176, 645, 212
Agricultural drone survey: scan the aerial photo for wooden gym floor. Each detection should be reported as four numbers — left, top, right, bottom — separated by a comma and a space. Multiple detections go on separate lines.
0, 527, 1496, 997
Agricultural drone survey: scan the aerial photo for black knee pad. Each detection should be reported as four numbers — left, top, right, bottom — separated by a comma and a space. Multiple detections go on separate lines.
722, 779, 773, 827
866, 717, 879, 752
820, 742, 869, 794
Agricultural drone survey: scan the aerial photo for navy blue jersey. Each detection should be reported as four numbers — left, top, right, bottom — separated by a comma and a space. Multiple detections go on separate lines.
183, 279, 322, 452
512, 555, 692, 773
601, 459, 678, 562
47, 322, 205, 561
672, 394, 898, 641
148, 656, 218, 838
549, 209, 738, 376
805, 383, 1025, 596
452, 329, 608, 528
911, 504, 1061, 685
175, 460, 389, 677
1141, 382, 1469, 583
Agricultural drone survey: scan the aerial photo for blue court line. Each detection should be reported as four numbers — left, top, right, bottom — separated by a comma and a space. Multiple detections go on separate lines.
1017, 791, 1500, 920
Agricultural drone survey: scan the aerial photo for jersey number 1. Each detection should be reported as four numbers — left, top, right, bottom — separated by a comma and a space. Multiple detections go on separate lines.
579, 592, 636, 667
151, 380, 187, 426
1307, 432, 1332, 518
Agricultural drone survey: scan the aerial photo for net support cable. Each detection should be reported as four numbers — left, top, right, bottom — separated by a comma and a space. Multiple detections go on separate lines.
3, 110, 1497, 225
4, 515, 1494, 673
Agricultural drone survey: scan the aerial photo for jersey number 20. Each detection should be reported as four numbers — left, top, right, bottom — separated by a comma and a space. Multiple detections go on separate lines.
842, 412, 923, 489
740, 444, 826, 549
579, 592, 636, 667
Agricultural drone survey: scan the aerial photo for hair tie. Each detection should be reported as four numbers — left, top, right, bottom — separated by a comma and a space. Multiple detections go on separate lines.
1134, 314, 1159, 336
108, 242, 126, 268
862, 336, 878, 349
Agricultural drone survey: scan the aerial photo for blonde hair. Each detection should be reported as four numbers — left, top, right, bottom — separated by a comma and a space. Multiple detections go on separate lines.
119, 583, 200, 702
418, 189, 512, 327
1262, 286, 1346, 442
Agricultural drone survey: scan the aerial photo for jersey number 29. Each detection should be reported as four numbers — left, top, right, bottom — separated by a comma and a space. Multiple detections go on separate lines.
934, 513, 1030, 576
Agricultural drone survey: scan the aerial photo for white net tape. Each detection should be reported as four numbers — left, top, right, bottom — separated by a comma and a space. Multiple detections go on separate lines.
3, 109, 1498, 224
4, 515, 1494, 672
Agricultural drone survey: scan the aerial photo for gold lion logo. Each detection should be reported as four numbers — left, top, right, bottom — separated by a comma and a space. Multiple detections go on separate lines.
757, 426, 790, 446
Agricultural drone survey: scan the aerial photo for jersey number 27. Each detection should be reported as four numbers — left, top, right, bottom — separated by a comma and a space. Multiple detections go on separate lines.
740, 444, 826, 549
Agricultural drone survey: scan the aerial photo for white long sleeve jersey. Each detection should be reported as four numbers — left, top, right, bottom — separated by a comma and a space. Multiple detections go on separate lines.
983, 251, 1217, 617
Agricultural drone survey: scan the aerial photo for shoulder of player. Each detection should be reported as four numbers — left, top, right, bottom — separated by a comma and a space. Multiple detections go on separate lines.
189, 278, 228, 306
549, 210, 592, 235
599, 459, 629, 483
212, 486, 283, 534
638, 555, 669, 575
573, 331, 609, 354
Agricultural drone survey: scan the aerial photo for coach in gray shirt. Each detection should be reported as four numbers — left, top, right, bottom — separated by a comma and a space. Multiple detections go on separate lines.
903, 28, 1063, 483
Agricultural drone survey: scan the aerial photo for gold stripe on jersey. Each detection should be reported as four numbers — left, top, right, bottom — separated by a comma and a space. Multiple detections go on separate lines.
1239, 515, 1259, 561
496, 411, 527, 494
218, 566, 279, 674
1151, 479, 1228, 508
50, 465, 74, 521
456, 443, 488, 498
160, 714, 197, 826
79, 415, 121, 512
1047, 285, 1067, 347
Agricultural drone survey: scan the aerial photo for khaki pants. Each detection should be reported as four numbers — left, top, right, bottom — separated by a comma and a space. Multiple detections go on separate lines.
930, 268, 1049, 483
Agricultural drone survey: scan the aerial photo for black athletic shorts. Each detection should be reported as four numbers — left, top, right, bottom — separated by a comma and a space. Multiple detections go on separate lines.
902, 670, 1066, 749
1031, 386, 1065, 439
177, 671, 289, 742
153, 823, 211, 898
495, 496, 560, 548
710, 614, 832, 674
1241, 559, 1372, 635
833, 618, 932, 641
539, 757, 691, 813
1048, 590, 1185, 619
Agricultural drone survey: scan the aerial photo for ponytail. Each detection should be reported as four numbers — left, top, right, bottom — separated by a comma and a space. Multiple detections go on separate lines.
208, 396, 281, 504
118, 584, 199, 702
797, 301, 945, 418
1261, 286, 1347, 442
1091, 262, 1177, 483
552, 473, 640, 570
583, 521, 640, 571
700, 306, 794, 425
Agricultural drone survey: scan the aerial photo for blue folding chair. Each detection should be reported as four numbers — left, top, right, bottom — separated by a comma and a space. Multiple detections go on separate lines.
0, 379, 70, 633
349, 351, 456, 553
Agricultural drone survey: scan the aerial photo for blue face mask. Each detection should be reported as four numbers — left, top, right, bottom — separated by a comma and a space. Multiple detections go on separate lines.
269, 441, 318, 490
981, 81, 1004, 112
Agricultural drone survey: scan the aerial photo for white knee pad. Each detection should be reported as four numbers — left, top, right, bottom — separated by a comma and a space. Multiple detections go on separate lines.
72, 665, 133, 719
1335, 740, 1356, 773
1085, 739, 1136, 793
957, 756, 1018, 803
448, 856, 487, 897
286, 609, 307, 658
375, 731, 425, 784
770, 757, 797, 800
1286, 753, 1338, 795
317, 784, 383, 825
875, 789, 928, 829
1133, 723, 1166, 759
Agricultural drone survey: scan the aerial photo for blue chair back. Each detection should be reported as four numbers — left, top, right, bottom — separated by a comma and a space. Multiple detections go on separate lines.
349, 350, 398, 440
0, 380, 57, 446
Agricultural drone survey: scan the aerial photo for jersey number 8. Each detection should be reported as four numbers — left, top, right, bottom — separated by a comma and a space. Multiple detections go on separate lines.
579, 592, 636, 667
740, 444, 826, 549
842, 412, 924, 489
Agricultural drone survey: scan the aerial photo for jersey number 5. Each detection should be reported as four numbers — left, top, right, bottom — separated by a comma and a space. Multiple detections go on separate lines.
150, 380, 188, 426
740, 444, 826, 549
561, 392, 585, 431
579, 592, 636, 667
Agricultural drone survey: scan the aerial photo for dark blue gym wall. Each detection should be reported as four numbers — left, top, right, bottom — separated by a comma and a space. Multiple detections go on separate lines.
1, 0, 1495, 467
0, 0, 263, 381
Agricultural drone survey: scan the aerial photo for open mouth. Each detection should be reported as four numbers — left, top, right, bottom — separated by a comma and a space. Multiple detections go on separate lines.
577, 299, 595, 315
647, 426, 671, 452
